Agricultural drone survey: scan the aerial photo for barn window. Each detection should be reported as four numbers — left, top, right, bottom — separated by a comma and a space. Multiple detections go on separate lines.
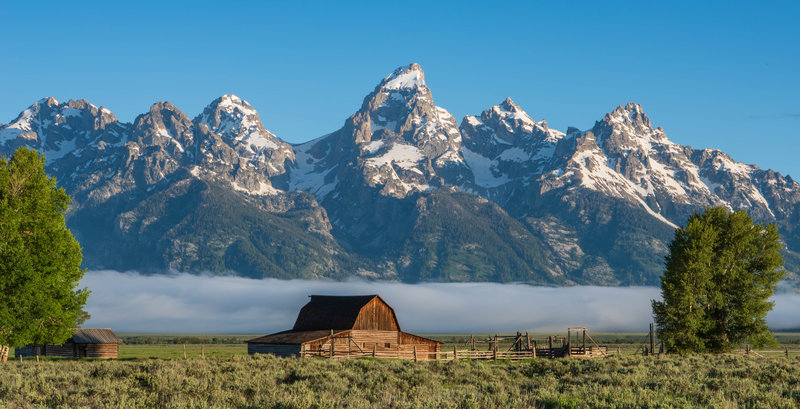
385, 343, 391, 348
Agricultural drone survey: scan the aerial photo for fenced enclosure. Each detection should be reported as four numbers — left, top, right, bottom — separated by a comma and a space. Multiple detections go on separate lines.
298, 327, 609, 360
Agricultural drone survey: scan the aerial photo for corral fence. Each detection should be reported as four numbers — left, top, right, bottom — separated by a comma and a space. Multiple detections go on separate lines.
299, 328, 609, 361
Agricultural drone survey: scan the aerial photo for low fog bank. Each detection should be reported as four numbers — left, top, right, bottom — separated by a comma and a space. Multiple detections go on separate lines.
80, 271, 800, 334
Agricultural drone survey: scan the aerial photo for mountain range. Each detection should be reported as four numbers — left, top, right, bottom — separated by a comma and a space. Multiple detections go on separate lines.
2, 63, 799, 285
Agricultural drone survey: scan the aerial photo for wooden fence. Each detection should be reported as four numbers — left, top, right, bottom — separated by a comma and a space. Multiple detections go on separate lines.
300, 344, 609, 361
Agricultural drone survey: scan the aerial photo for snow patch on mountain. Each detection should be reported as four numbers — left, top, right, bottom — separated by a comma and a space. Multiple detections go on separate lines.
381, 63, 425, 90
366, 143, 424, 170
462, 147, 509, 188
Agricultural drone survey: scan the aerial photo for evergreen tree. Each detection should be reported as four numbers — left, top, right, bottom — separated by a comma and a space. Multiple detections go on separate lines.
652, 207, 784, 353
0, 147, 89, 362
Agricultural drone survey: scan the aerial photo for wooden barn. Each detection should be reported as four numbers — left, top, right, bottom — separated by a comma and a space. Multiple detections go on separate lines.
247, 295, 442, 359
15, 328, 122, 359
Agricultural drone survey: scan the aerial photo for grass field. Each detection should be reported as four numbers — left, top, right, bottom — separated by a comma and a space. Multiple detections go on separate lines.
1, 353, 799, 408
3, 333, 800, 408
12, 332, 800, 360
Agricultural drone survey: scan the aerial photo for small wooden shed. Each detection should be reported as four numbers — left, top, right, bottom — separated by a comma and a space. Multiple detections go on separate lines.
247, 295, 442, 359
15, 328, 122, 359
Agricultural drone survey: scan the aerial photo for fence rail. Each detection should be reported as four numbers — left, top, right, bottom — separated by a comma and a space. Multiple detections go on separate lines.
300, 346, 608, 361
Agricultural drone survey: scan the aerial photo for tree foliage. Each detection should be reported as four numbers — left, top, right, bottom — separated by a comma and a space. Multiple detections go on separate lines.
0, 147, 89, 352
652, 206, 784, 353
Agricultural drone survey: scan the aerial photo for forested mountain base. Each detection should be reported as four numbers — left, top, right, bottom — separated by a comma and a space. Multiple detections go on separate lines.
0, 355, 798, 408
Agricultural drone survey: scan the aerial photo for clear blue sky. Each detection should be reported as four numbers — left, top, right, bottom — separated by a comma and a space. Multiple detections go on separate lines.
2, 1, 798, 177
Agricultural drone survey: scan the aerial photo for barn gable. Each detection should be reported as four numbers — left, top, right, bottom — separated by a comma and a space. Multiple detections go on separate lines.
248, 294, 439, 359
292, 295, 400, 331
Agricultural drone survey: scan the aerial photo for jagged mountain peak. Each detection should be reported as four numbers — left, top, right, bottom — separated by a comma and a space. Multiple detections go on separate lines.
208, 94, 256, 114
195, 94, 294, 177
40, 96, 60, 106
378, 63, 426, 92
196, 94, 263, 138
488, 98, 538, 127
601, 102, 654, 132
499, 97, 522, 112
146, 100, 185, 115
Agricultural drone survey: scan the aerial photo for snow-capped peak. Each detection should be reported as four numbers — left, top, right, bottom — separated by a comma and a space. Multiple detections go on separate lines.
604, 102, 653, 131
491, 97, 537, 127
499, 97, 523, 112
39, 96, 60, 106
194, 95, 295, 176
196, 94, 264, 141
214, 94, 257, 116
379, 63, 426, 91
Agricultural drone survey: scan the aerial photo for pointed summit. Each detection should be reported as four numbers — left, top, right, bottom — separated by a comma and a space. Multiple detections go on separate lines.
40, 96, 60, 106
195, 94, 294, 177
500, 97, 522, 112
196, 94, 260, 139
210, 94, 257, 115
490, 97, 536, 125
378, 63, 427, 91
604, 102, 653, 130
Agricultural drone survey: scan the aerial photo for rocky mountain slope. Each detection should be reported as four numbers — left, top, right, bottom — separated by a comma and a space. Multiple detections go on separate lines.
2, 63, 799, 285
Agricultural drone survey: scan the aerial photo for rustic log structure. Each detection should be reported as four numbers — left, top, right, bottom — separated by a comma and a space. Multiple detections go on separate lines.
15, 328, 121, 359
247, 295, 442, 359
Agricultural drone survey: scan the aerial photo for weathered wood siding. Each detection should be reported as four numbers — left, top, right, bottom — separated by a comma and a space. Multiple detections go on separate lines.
86, 343, 118, 358
248, 343, 302, 357
399, 332, 439, 347
299, 330, 441, 359
350, 330, 399, 349
352, 298, 399, 331
45, 343, 75, 357
15, 343, 118, 358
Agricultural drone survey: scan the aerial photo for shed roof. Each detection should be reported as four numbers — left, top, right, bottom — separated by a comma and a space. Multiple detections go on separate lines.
247, 329, 350, 345
292, 295, 387, 331
69, 328, 122, 344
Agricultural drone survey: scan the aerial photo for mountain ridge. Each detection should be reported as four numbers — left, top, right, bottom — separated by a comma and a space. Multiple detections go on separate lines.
2, 63, 798, 285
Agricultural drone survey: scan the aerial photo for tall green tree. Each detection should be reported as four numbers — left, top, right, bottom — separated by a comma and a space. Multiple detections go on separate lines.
652, 206, 784, 353
0, 147, 89, 362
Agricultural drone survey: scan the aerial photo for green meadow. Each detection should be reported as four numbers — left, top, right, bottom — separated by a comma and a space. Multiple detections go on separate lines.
1, 353, 799, 408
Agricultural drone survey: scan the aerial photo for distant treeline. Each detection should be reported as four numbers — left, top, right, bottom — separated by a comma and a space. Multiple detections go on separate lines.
120, 336, 248, 345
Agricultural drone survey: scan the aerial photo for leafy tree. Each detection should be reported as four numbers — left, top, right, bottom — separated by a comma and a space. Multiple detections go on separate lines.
0, 147, 89, 362
652, 206, 784, 353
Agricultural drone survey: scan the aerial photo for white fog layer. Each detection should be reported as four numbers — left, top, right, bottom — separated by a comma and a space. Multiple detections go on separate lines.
80, 271, 800, 334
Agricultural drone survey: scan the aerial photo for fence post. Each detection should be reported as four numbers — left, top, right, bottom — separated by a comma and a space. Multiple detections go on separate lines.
413, 346, 417, 362
201, 344, 204, 359
453, 345, 458, 360
746, 344, 750, 356
786, 347, 790, 359
372, 344, 376, 358
567, 329, 571, 358
330, 330, 335, 358
649, 323, 655, 356
183, 344, 187, 359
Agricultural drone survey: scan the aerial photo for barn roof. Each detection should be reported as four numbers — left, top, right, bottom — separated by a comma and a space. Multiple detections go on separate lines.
292, 295, 393, 331
247, 329, 350, 345
69, 328, 121, 344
